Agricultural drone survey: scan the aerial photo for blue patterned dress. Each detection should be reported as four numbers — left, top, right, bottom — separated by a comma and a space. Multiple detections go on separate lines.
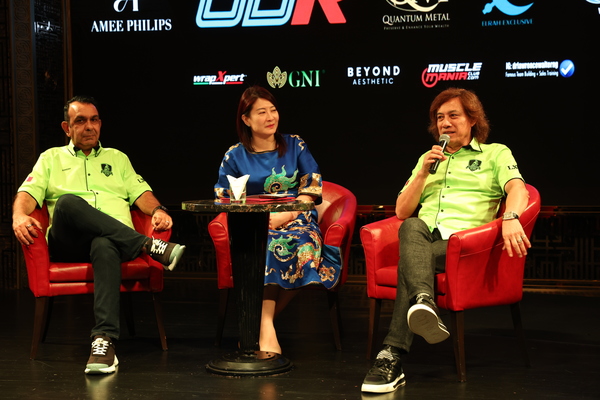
215, 134, 341, 289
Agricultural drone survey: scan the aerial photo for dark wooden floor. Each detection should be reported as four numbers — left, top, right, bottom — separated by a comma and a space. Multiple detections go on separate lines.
1, 276, 599, 400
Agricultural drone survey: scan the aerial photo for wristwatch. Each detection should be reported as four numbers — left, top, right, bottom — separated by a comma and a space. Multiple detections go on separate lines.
152, 205, 168, 216
502, 211, 519, 220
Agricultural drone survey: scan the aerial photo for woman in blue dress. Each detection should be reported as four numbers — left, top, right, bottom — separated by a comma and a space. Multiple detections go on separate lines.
214, 86, 341, 354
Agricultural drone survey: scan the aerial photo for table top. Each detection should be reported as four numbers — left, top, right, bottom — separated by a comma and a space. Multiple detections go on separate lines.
181, 199, 315, 213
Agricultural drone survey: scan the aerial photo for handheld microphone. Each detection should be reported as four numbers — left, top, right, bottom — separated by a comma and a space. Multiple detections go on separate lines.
429, 134, 450, 174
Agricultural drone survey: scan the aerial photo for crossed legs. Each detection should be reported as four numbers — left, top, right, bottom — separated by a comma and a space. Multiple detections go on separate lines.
383, 217, 448, 353
362, 217, 449, 393
48, 194, 149, 339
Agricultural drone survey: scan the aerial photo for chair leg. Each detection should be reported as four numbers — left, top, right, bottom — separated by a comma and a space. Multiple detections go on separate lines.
367, 298, 382, 360
152, 293, 168, 351
510, 302, 530, 367
122, 292, 136, 337
41, 297, 54, 343
215, 288, 230, 347
327, 291, 342, 351
450, 310, 467, 382
31, 297, 50, 359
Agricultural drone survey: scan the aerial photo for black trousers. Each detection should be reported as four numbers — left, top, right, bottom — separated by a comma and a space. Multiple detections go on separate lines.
48, 194, 148, 339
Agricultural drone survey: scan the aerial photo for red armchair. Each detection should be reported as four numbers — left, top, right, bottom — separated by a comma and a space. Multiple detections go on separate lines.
208, 181, 357, 350
361, 184, 541, 382
21, 204, 170, 359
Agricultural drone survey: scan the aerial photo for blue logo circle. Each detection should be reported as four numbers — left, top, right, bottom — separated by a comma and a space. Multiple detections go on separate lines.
559, 60, 575, 78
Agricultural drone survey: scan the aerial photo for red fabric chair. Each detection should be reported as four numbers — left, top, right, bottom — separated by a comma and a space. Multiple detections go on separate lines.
208, 181, 357, 350
21, 203, 170, 359
361, 184, 541, 382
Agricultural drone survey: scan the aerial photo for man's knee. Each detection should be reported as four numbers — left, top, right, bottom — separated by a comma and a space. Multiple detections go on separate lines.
55, 194, 84, 213
399, 217, 428, 238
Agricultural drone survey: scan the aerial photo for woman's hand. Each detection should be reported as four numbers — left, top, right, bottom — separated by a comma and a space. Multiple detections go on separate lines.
269, 212, 298, 230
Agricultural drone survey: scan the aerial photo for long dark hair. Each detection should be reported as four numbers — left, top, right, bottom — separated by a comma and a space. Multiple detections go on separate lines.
236, 85, 287, 157
427, 88, 490, 144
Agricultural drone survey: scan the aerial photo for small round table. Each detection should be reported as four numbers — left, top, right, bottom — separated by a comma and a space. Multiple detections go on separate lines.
181, 198, 315, 376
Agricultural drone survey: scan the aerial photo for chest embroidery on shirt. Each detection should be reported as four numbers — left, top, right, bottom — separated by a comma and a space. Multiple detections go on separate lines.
101, 164, 113, 177
466, 160, 481, 171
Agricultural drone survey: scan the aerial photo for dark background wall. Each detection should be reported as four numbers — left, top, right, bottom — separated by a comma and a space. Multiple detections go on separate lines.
2, 0, 599, 290
64, 0, 598, 206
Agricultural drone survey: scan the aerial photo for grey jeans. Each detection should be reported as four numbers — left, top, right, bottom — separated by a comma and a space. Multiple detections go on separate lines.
382, 217, 448, 353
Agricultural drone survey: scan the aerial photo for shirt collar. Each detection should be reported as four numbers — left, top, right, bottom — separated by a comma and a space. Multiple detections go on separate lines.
459, 138, 483, 153
70, 140, 102, 156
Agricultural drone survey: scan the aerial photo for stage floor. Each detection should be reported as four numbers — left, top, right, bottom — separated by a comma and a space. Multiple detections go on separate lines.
1, 276, 599, 400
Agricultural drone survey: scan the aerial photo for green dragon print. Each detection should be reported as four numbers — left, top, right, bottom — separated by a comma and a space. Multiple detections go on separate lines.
264, 165, 298, 193
268, 235, 296, 258
268, 230, 326, 284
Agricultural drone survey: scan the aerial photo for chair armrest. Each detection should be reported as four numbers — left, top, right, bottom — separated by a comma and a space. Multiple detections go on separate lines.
130, 210, 168, 291
360, 216, 403, 298
443, 184, 541, 310
321, 194, 357, 288
130, 209, 171, 241
360, 216, 403, 268
447, 218, 502, 257
22, 226, 52, 297
444, 218, 524, 310
207, 212, 233, 289
322, 197, 356, 248
444, 201, 542, 311
21, 207, 51, 297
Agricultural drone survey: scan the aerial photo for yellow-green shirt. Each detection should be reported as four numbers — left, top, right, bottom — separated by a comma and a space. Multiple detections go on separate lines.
18, 141, 152, 233
401, 138, 523, 239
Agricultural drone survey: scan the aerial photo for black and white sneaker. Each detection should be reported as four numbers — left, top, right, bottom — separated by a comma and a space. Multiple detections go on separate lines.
361, 345, 406, 393
85, 335, 118, 374
407, 293, 450, 344
147, 238, 186, 271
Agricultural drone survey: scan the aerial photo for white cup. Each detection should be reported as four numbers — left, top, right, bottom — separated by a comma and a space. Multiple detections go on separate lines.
227, 174, 249, 204
230, 184, 246, 204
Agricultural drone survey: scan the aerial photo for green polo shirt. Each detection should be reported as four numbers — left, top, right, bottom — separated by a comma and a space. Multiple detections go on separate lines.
18, 141, 152, 233
401, 138, 523, 239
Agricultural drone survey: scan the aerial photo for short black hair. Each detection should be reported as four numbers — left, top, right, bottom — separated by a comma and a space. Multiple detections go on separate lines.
63, 95, 99, 122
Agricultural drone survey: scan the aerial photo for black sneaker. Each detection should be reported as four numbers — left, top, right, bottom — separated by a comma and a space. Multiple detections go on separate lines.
407, 293, 450, 344
85, 335, 118, 374
361, 345, 406, 393
147, 238, 186, 271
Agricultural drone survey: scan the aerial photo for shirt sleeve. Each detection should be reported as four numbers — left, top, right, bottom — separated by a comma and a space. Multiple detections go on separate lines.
295, 136, 322, 200
17, 150, 51, 207
493, 145, 524, 195
121, 154, 152, 206
214, 144, 243, 199
399, 152, 427, 197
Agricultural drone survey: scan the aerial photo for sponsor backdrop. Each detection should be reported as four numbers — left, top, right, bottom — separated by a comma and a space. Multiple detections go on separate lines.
69, 0, 597, 205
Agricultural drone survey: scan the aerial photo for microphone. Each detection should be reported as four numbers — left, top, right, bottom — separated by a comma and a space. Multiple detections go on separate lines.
429, 134, 450, 174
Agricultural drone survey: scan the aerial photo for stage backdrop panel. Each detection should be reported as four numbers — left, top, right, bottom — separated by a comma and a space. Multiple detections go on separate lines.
68, 0, 598, 206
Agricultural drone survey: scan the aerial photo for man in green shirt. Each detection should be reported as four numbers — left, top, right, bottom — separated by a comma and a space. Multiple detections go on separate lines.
362, 88, 531, 393
12, 96, 186, 375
